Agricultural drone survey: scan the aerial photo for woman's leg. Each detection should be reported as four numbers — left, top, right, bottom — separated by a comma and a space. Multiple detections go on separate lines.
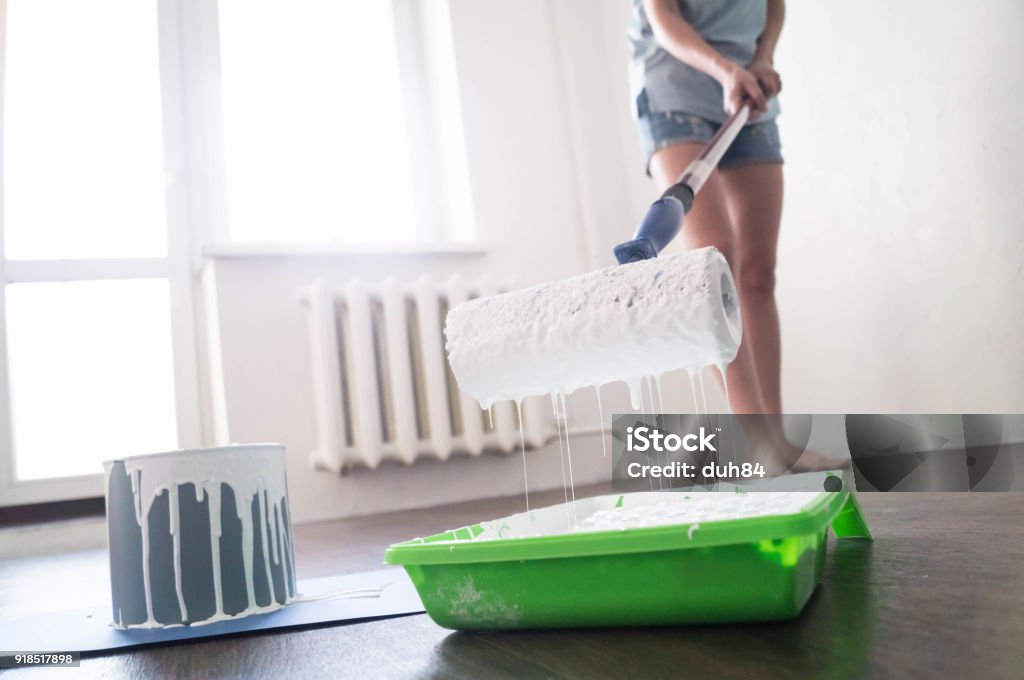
719, 162, 784, 413
717, 163, 843, 469
649, 143, 766, 414
652, 149, 839, 470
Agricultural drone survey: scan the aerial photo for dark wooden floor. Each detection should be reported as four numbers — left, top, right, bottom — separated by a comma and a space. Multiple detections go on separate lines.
1, 488, 1022, 679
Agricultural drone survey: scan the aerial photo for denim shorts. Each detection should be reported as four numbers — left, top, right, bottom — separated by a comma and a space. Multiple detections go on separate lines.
635, 90, 783, 175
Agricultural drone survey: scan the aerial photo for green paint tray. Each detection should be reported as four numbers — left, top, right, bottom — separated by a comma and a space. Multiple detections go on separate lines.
384, 486, 871, 630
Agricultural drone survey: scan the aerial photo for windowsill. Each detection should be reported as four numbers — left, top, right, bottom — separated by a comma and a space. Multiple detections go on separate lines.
203, 241, 492, 259
0, 498, 107, 559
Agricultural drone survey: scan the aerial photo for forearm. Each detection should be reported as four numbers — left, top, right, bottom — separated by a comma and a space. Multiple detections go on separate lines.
754, 0, 785, 64
642, 0, 730, 82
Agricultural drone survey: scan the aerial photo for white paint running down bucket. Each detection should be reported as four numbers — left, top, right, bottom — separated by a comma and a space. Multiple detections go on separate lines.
104, 444, 296, 629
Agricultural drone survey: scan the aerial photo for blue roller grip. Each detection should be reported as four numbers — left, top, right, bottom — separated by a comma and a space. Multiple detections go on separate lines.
613, 182, 695, 264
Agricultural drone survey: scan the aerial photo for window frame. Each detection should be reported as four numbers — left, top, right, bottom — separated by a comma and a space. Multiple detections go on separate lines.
0, 0, 215, 505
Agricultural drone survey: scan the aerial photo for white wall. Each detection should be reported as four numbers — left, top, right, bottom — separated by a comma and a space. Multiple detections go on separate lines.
206, 0, 1024, 523
773, 0, 1024, 412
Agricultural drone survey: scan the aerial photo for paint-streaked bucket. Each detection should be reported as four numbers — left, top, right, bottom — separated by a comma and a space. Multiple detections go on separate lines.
104, 444, 297, 628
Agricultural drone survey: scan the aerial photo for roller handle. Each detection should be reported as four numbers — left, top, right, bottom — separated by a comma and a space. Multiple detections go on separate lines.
614, 105, 751, 264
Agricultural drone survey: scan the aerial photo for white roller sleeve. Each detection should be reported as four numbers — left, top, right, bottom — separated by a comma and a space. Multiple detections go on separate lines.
445, 247, 742, 409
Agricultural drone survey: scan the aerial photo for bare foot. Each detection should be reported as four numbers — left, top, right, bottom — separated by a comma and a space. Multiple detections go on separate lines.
749, 438, 850, 476
790, 447, 851, 473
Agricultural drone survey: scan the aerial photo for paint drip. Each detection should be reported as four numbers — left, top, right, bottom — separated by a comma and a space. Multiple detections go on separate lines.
551, 394, 571, 527
595, 385, 608, 458
559, 392, 578, 526
515, 399, 529, 511
104, 444, 297, 629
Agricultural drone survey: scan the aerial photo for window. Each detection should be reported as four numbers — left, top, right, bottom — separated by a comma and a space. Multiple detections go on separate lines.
218, 0, 416, 245
0, 0, 200, 504
0, 0, 471, 504
218, 0, 473, 246
3, 0, 168, 260
5, 281, 179, 481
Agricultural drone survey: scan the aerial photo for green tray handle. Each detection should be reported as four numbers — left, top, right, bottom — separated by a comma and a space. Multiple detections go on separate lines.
831, 492, 873, 539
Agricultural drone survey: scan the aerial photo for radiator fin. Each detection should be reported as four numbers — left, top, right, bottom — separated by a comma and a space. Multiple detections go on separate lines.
302, 276, 552, 471
333, 300, 355, 448
404, 296, 429, 442
369, 298, 393, 444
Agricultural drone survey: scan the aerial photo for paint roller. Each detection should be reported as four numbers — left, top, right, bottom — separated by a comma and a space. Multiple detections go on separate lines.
445, 106, 752, 408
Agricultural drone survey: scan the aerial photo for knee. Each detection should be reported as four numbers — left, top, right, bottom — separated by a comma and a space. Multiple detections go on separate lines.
738, 259, 776, 296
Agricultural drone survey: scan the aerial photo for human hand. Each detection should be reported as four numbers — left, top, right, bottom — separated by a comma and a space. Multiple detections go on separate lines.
717, 61, 767, 117
748, 58, 782, 98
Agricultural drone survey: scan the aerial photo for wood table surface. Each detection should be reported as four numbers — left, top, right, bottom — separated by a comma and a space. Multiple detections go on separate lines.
1, 488, 1022, 679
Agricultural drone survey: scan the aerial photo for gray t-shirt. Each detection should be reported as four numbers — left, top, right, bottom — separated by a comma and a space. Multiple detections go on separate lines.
629, 0, 780, 123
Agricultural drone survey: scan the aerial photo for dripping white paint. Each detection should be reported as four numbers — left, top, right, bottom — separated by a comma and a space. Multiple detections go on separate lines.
443, 249, 743, 522
103, 444, 297, 629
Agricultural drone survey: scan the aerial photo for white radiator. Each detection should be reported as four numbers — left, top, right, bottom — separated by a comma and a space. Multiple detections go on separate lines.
300, 276, 552, 472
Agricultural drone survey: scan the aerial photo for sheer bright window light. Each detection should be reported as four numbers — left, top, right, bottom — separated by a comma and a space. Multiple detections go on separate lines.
2, 0, 167, 260
6, 280, 179, 481
218, 0, 418, 245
